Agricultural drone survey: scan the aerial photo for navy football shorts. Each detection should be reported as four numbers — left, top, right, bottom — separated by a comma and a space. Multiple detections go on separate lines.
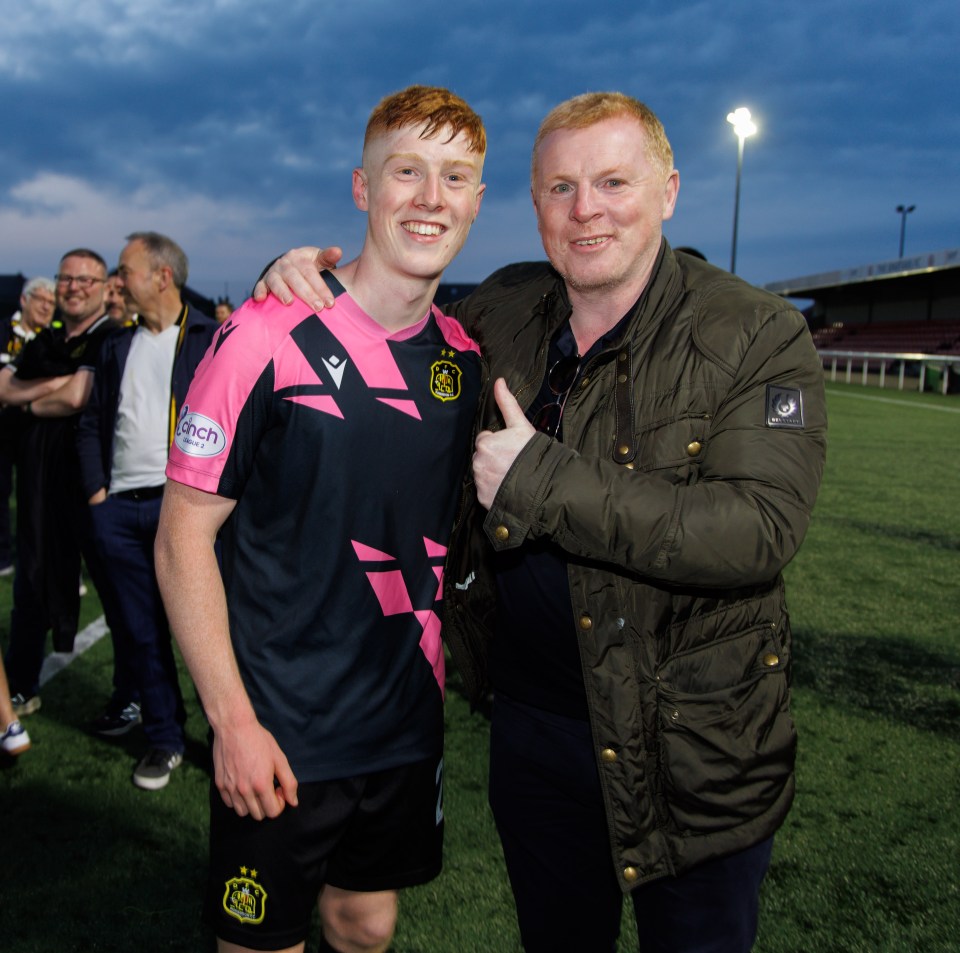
206, 755, 444, 950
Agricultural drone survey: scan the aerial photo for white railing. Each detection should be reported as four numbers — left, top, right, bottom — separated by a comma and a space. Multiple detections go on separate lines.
817, 349, 960, 394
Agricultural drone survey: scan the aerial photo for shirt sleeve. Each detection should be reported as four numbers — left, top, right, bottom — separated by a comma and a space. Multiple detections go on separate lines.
166, 297, 312, 497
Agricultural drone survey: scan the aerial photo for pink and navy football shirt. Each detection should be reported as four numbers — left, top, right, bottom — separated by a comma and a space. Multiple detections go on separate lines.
167, 273, 482, 781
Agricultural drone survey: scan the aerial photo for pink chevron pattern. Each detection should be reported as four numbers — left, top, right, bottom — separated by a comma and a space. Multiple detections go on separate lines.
353, 536, 448, 695
273, 333, 324, 387
376, 398, 422, 419
284, 394, 343, 417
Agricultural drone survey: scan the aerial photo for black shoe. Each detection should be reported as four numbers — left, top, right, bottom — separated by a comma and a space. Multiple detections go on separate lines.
92, 701, 142, 737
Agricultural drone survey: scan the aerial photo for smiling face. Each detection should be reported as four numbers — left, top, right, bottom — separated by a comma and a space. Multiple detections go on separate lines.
104, 275, 129, 322
20, 286, 56, 331
55, 254, 108, 327
116, 239, 162, 316
352, 122, 485, 284
532, 114, 678, 299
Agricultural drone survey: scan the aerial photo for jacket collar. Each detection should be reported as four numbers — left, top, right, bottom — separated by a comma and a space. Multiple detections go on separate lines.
537, 239, 681, 467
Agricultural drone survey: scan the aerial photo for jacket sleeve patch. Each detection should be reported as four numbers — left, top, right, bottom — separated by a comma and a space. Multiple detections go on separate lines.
765, 385, 804, 429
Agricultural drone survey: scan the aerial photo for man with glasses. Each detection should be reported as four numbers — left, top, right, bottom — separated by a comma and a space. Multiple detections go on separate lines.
0, 249, 120, 720
0, 276, 57, 575
1, 277, 56, 360
255, 91, 826, 953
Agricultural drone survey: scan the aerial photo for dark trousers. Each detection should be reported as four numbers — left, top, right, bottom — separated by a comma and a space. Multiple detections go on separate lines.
0, 443, 13, 567
89, 494, 184, 752
5, 566, 50, 697
489, 694, 773, 953
4, 501, 137, 703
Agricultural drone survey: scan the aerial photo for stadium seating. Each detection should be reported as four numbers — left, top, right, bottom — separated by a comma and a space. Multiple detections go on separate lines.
812, 319, 960, 355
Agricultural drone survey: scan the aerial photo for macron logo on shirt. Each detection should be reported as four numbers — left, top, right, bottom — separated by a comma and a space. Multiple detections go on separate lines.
174, 405, 228, 457
321, 354, 348, 389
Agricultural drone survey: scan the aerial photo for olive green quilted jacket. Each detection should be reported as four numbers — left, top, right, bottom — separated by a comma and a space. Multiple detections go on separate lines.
444, 241, 827, 891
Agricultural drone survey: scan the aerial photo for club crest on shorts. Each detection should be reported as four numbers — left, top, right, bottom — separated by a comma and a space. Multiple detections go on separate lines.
430, 350, 463, 402
765, 384, 804, 429
223, 866, 268, 925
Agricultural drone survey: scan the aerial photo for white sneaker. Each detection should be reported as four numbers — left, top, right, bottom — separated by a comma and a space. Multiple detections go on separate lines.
1, 720, 31, 755
132, 748, 183, 790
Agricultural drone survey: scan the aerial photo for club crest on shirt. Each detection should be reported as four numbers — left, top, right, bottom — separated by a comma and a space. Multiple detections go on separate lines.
223, 866, 268, 925
430, 350, 463, 402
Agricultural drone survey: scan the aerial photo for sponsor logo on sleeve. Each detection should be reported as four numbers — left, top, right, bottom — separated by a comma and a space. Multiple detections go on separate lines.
174, 405, 228, 456
765, 385, 805, 429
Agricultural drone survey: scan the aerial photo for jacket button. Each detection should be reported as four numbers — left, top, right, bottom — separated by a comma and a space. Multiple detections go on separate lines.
494, 525, 510, 542
617, 444, 630, 457
600, 748, 617, 763
579, 614, 593, 631
623, 867, 639, 883
762, 653, 780, 667
686, 441, 702, 456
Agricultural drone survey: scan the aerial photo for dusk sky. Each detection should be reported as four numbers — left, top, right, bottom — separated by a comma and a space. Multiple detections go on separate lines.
2, 0, 957, 304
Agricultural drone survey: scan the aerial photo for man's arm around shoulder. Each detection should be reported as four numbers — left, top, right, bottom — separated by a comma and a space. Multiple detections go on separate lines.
155, 481, 298, 820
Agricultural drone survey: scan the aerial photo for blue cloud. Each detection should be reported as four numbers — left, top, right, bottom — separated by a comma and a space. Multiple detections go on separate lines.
1, 0, 957, 298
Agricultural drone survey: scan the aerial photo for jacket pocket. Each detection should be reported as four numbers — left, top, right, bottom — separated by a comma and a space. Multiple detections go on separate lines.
655, 623, 795, 832
632, 412, 709, 474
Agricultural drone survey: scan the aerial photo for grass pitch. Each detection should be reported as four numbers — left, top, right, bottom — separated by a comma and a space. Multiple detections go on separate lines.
2, 382, 958, 952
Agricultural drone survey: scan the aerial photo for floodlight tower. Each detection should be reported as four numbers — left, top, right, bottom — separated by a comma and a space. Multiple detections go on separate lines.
896, 204, 915, 258
727, 106, 757, 275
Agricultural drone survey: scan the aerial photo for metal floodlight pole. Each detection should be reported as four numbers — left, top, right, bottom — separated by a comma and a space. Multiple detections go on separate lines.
731, 134, 745, 274
727, 107, 757, 275
896, 204, 915, 258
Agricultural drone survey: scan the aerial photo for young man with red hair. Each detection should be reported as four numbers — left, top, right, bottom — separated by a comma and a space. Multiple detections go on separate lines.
156, 86, 486, 953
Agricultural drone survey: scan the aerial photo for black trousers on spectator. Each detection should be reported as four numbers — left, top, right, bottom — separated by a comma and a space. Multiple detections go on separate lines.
489, 693, 773, 953
0, 443, 13, 568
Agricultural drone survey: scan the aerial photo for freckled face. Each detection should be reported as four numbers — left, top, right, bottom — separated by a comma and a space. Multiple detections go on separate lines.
353, 124, 485, 282
532, 115, 678, 296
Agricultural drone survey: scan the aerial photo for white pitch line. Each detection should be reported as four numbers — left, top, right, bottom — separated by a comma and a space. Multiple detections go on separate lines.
825, 387, 960, 414
38, 615, 109, 686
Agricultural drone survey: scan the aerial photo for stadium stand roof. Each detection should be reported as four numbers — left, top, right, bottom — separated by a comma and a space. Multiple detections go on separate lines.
764, 248, 960, 314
